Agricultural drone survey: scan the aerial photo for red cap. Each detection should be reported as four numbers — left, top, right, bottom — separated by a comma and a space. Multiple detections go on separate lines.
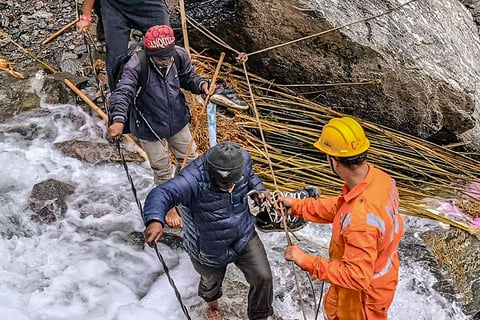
144, 25, 176, 57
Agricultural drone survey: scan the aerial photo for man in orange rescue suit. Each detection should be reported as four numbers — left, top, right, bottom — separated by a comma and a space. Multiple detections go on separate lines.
278, 116, 405, 319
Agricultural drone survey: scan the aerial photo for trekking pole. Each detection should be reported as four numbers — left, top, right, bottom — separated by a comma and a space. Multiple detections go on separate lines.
314, 280, 325, 320
180, 52, 225, 169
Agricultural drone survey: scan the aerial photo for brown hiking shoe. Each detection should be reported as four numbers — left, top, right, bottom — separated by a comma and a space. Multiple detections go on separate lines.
206, 308, 223, 320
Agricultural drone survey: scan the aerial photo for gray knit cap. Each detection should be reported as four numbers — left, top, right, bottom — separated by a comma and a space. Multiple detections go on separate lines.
207, 142, 244, 184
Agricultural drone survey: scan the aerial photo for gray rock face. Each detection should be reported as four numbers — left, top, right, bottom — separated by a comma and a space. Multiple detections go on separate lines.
307, 0, 480, 141
186, 0, 480, 148
0, 71, 76, 123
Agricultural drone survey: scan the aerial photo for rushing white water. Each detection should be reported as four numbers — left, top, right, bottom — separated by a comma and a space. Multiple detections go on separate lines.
0, 101, 469, 320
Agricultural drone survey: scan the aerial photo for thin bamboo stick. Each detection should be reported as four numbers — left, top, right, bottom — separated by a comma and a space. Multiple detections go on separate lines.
178, 0, 190, 57
42, 18, 79, 45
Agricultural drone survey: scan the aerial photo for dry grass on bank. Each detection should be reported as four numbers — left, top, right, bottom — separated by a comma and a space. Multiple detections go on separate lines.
189, 53, 480, 236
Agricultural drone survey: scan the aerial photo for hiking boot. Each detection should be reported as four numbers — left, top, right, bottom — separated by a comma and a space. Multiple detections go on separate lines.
210, 86, 249, 110
256, 215, 308, 233
254, 187, 319, 233
197, 95, 236, 119
285, 217, 308, 232
283, 186, 320, 199
255, 211, 279, 231
255, 209, 308, 233
206, 308, 223, 320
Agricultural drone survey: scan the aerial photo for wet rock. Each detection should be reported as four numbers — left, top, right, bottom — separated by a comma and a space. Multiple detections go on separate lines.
58, 52, 85, 75
159, 230, 183, 250
399, 231, 459, 300
40, 74, 71, 104
422, 229, 480, 317
54, 139, 145, 164
103, 230, 146, 249
0, 69, 78, 123
474, 310, 480, 320
29, 178, 75, 223
0, 73, 40, 123
129, 231, 145, 248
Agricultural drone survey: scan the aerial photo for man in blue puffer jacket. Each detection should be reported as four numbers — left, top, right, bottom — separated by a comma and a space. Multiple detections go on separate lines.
143, 142, 274, 320
108, 25, 210, 228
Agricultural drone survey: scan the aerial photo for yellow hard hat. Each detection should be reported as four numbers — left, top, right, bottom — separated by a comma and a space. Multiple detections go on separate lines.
313, 117, 370, 157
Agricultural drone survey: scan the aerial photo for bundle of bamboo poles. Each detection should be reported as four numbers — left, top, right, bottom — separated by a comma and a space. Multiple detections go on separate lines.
190, 52, 480, 236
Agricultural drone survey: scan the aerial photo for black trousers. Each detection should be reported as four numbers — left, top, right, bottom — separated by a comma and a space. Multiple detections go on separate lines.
100, 0, 169, 90
190, 233, 274, 320
93, 0, 104, 42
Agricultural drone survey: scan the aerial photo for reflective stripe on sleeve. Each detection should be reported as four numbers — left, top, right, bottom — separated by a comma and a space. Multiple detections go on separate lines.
341, 213, 351, 232
341, 212, 386, 233
366, 213, 386, 233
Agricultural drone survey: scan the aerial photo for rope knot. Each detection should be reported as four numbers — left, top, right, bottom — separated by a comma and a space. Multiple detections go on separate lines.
236, 52, 248, 64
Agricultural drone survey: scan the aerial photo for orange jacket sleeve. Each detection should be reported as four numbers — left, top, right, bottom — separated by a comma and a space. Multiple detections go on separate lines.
298, 228, 378, 291
291, 196, 340, 223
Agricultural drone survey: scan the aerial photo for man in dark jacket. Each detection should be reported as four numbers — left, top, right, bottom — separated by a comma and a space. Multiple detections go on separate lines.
143, 142, 274, 320
77, 0, 170, 90
108, 25, 209, 227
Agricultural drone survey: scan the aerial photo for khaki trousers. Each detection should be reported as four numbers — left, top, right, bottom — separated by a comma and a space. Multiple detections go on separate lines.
140, 125, 198, 185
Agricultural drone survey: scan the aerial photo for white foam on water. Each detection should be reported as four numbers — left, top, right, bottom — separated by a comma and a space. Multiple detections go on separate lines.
0, 103, 469, 319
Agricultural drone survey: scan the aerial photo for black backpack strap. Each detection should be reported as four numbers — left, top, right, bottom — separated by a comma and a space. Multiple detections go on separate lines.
136, 50, 149, 97
172, 46, 183, 74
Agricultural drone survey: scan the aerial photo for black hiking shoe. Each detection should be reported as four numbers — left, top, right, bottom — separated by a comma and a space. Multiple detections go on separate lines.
256, 210, 308, 233
197, 95, 236, 119
210, 86, 249, 110
254, 186, 319, 233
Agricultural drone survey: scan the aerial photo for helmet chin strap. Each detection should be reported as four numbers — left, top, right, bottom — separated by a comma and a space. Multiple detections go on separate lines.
328, 155, 340, 178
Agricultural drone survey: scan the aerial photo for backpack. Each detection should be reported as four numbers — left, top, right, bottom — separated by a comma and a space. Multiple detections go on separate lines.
111, 49, 149, 93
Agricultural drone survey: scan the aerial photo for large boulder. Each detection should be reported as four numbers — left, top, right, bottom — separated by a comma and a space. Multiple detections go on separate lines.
0, 69, 79, 123
183, 0, 480, 149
